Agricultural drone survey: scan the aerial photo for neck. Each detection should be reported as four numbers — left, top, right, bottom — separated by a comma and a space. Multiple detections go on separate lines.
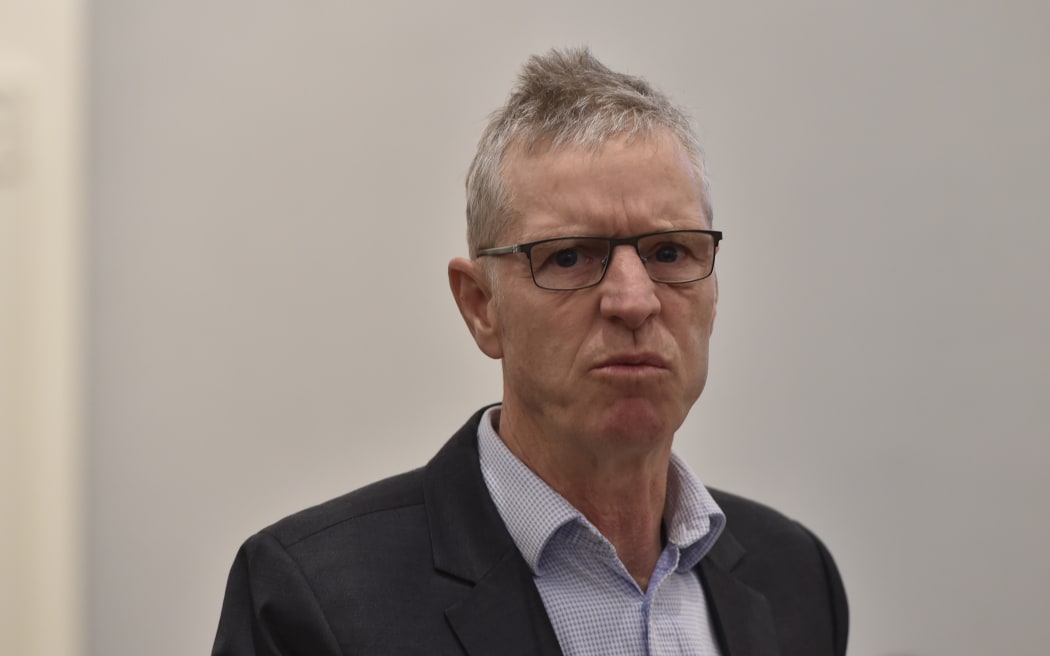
495, 405, 671, 591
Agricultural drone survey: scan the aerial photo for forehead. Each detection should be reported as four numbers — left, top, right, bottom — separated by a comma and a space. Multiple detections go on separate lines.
500, 131, 709, 241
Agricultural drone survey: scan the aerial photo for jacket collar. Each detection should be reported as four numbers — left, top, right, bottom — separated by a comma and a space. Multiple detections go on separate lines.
424, 408, 565, 655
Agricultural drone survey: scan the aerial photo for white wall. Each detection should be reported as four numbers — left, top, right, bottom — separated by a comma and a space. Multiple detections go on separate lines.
87, 2, 1049, 655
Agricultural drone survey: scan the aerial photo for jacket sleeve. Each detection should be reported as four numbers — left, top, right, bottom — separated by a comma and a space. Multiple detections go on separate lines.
801, 524, 849, 656
212, 531, 344, 656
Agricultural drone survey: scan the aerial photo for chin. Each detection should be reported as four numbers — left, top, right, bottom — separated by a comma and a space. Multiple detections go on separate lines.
596, 398, 678, 445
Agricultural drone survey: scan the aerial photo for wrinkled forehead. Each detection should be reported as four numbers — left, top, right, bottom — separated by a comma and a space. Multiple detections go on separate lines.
497, 130, 711, 237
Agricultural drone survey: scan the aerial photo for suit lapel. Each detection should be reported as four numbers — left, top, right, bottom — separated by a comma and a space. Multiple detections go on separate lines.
444, 550, 564, 656
424, 411, 564, 656
699, 529, 782, 656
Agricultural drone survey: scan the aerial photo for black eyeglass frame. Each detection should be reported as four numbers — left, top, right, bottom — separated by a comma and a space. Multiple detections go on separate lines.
476, 229, 723, 291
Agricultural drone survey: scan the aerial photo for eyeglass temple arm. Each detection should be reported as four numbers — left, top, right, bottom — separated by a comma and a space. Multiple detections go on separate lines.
476, 245, 523, 256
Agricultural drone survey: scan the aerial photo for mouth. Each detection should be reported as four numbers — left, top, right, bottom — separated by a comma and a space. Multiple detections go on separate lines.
592, 353, 671, 371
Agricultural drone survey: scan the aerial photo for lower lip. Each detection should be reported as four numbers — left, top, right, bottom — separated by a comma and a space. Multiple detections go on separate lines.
593, 364, 668, 377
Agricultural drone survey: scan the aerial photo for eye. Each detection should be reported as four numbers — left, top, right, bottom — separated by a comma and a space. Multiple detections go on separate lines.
553, 248, 581, 268
653, 243, 681, 263
531, 238, 606, 279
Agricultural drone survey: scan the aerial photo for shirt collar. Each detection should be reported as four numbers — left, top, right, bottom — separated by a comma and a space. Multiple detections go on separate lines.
665, 450, 726, 571
477, 406, 725, 575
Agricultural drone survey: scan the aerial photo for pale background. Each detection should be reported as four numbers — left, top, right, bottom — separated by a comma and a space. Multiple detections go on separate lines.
1, 1, 1048, 655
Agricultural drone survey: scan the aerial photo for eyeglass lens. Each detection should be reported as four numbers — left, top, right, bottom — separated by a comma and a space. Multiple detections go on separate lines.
529, 232, 716, 290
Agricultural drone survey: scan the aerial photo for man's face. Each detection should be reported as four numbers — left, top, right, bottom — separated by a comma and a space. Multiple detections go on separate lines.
477, 131, 718, 454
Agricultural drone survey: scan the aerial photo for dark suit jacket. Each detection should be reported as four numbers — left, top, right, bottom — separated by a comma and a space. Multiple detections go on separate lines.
213, 408, 848, 655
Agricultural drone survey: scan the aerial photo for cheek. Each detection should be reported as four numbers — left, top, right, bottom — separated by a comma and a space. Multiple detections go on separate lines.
672, 299, 716, 384
672, 291, 716, 340
693, 288, 718, 340
497, 305, 558, 371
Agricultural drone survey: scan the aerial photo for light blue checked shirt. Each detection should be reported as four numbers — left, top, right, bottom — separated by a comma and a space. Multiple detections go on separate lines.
477, 406, 727, 656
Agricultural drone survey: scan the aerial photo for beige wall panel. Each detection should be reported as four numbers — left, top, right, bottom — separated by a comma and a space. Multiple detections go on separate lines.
0, 1, 83, 655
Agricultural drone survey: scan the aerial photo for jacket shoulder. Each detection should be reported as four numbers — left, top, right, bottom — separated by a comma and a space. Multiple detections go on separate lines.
709, 488, 814, 546
710, 487, 796, 522
260, 467, 426, 548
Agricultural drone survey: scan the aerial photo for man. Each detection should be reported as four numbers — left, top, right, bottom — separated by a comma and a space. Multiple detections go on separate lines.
213, 48, 848, 656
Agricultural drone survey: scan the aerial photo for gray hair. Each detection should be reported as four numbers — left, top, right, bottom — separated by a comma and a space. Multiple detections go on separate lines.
464, 47, 713, 257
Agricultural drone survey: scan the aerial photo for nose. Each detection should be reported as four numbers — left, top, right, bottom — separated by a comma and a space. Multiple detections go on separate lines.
598, 244, 661, 330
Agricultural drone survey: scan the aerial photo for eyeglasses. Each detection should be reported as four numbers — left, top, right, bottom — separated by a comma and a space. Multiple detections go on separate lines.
476, 229, 722, 291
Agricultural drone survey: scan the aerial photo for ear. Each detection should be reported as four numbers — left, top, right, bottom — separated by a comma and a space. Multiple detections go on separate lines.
448, 257, 503, 359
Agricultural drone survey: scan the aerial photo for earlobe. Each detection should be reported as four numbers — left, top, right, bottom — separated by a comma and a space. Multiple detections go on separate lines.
448, 258, 503, 359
